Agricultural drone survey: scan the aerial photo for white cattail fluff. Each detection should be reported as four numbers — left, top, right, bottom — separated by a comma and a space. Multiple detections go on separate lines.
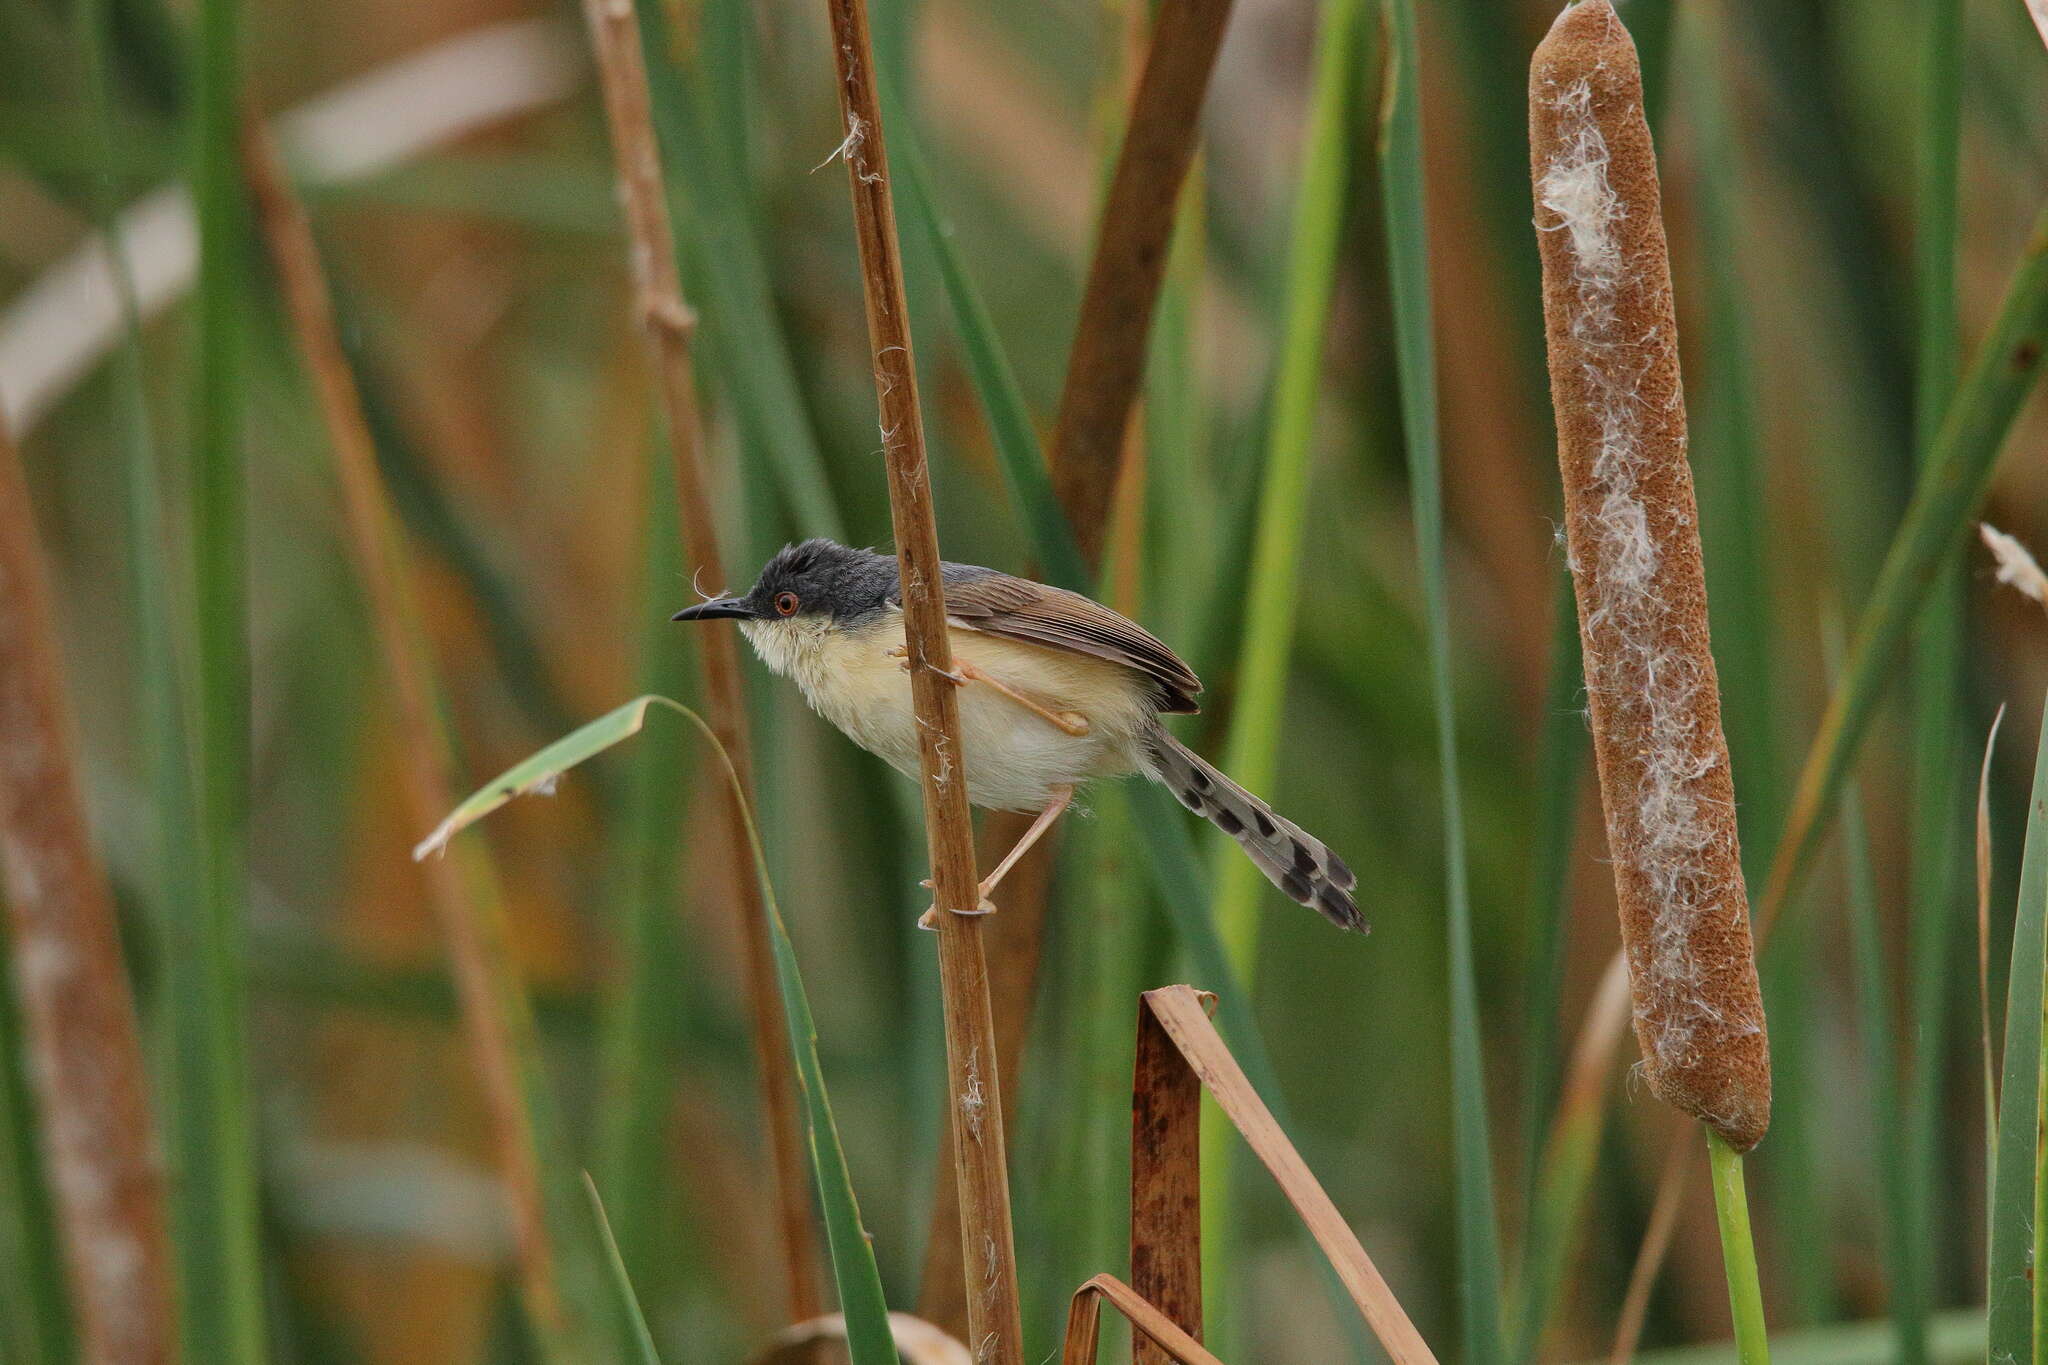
1530, 0, 1769, 1149
1982, 522, 2048, 608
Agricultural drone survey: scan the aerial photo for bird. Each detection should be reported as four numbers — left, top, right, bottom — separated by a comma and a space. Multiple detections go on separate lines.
673, 538, 1362, 932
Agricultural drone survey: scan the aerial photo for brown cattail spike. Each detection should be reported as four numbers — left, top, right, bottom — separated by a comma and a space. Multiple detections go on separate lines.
1529, 0, 1771, 1150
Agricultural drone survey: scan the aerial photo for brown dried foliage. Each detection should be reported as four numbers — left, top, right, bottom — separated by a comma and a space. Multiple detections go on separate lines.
0, 420, 175, 1364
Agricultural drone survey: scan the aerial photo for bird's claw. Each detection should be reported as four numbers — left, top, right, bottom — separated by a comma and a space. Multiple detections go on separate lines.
917, 876, 997, 929
917, 896, 998, 930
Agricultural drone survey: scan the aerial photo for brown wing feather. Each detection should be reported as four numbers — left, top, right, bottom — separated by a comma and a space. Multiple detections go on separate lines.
907, 566, 1203, 714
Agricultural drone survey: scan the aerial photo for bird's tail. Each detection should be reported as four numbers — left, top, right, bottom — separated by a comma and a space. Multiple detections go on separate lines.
1137, 719, 1363, 932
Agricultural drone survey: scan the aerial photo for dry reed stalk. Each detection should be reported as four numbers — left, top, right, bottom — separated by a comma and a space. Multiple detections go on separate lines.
1131, 987, 1203, 1363
241, 126, 570, 1343
815, 1, 1025, 1358
579, 0, 821, 1319
1048, 0, 1234, 565
1608, 1123, 1693, 1365
1060, 1274, 1224, 1365
913, 818, 1051, 1331
1139, 986, 1437, 1365
1530, 0, 1770, 1151
0, 421, 175, 1364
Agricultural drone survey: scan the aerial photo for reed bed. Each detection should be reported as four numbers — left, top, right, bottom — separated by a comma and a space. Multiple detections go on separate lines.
5, 0, 2048, 1361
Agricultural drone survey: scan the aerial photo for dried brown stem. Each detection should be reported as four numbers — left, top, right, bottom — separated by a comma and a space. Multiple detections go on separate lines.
1608, 1124, 1693, 1365
816, 0, 1025, 1358
579, 0, 821, 1319
1142, 986, 1437, 1365
1530, 0, 1769, 1151
1131, 989, 1203, 1364
913, 821, 1051, 1331
0, 421, 175, 1364
1060, 1274, 1225, 1365
242, 125, 570, 1345
1048, 0, 1234, 565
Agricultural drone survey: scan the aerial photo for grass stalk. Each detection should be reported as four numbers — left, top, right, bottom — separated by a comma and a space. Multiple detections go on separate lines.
417, 695, 899, 1363
1979, 709, 2006, 1158
1760, 197, 2048, 931
580, 0, 821, 1317
1201, 0, 1360, 1320
243, 129, 615, 1360
595, 456, 691, 1291
1706, 1133, 1770, 1365
1840, 758, 1917, 1362
1610, 1126, 1693, 1365
178, 0, 265, 1351
584, 1177, 665, 1365
1209, 0, 1360, 982
1514, 955, 1630, 1363
1902, 3, 1964, 1356
1378, 0, 1503, 1360
1984, 693, 2048, 1365
1516, 572, 1586, 1238
814, 1, 1023, 1357
0, 420, 176, 1364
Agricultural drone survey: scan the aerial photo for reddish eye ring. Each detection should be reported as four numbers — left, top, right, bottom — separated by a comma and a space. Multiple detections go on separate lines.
774, 591, 800, 617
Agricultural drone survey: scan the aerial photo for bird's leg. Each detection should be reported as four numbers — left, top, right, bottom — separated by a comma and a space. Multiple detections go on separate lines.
912, 654, 1090, 737
918, 786, 1074, 929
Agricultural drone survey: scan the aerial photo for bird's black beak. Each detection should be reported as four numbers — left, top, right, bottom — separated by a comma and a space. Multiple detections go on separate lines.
671, 596, 754, 623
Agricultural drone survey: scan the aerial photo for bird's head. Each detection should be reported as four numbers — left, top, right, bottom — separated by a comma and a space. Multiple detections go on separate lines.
671, 538, 897, 636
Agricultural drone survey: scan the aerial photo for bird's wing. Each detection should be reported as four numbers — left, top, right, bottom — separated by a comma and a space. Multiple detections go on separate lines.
899, 565, 1203, 714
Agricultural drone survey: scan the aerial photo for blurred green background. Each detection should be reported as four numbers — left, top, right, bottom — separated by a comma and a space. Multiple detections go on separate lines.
1, 0, 2045, 1359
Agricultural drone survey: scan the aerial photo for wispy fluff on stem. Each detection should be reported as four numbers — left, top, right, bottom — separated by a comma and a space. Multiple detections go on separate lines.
1530, 0, 1770, 1150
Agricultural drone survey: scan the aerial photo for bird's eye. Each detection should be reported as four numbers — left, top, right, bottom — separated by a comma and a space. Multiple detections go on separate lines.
774, 591, 800, 617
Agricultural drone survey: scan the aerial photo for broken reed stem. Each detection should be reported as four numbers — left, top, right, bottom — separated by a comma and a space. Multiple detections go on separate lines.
816, 1, 1025, 1360
1529, 0, 1769, 1152
0, 422, 176, 1365
241, 127, 572, 1347
1061, 1274, 1225, 1365
579, 0, 821, 1320
1047, 0, 1234, 566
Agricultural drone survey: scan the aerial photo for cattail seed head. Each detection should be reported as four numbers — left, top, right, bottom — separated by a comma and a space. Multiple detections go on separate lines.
1530, 0, 1770, 1150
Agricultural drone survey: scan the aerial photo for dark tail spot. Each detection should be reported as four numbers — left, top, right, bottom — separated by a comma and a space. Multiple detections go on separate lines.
1290, 840, 1317, 875
1315, 884, 1365, 932
1326, 850, 1355, 890
1214, 808, 1244, 836
1279, 871, 1313, 903
1254, 811, 1277, 839
1188, 767, 1212, 790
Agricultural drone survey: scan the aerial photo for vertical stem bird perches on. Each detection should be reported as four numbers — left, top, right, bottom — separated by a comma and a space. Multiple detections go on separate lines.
1529, 0, 1770, 1151
816, 1, 1026, 1361
578, 0, 822, 1320
0, 423, 176, 1365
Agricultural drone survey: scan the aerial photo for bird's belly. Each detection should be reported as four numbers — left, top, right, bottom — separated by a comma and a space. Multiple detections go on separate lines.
797, 619, 1147, 812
